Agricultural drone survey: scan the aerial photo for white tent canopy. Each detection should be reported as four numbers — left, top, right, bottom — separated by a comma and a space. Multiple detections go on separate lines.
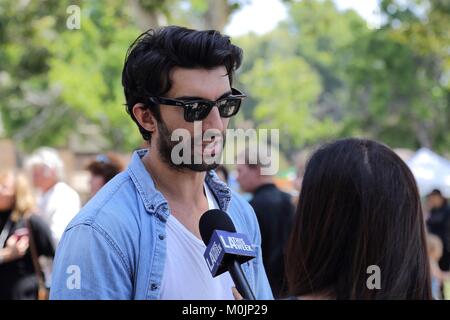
407, 148, 450, 198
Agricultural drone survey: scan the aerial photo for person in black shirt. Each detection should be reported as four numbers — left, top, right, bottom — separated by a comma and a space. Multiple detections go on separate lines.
0, 170, 55, 300
236, 150, 295, 298
426, 189, 450, 271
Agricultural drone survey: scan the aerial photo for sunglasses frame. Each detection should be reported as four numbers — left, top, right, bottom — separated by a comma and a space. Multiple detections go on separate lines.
150, 88, 246, 122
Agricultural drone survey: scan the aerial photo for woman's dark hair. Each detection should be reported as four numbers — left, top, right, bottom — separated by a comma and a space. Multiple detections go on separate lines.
86, 153, 124, 183
121, 26, 243, 142
285, 138, 432, 299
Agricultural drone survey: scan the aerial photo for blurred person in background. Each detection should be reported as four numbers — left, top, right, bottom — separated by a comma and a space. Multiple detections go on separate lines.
293, 152, 308, 194
427, 233, 450, 299
285, 138, 432, 299
426, 189, 450, 272
86, 153, 125, 197
215, 165, 229, 184
0, 170, 55, 299
291, 151, 308, 207
237, 148, 295, 298
26, 147, 81, 244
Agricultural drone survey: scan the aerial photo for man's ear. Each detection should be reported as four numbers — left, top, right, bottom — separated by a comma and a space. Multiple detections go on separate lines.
132, 103, 158, 133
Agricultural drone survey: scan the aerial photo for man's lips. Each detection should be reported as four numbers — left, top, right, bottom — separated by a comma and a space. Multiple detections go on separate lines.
199, 140, 222, 154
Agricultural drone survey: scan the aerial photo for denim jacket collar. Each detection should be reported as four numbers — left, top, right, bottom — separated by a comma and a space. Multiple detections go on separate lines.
127, 149, 167, 216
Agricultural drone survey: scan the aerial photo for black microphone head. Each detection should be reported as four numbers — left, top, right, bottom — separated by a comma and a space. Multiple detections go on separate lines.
199, 209, 236, 245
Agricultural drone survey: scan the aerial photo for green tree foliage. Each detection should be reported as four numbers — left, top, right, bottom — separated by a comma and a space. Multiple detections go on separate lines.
342, 0, 449, 152
236, 0, 448, 154
0, 0, 74, 148
47, 1, 142, 150
241, 56, 338, 154
0, 0, 448, 155
0, 0, 248, 151
236, 0, 368, 155
0, 0, 143, 150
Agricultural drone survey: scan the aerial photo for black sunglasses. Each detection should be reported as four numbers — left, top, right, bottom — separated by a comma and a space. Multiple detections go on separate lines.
149, 88, 246, 122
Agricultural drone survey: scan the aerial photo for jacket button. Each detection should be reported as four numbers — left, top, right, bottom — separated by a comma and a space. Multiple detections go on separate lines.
150, 283, 158, 291
158, 234, 165, 240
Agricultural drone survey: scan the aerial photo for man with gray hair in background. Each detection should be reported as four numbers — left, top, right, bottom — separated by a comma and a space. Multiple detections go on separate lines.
26, 147, 81, 244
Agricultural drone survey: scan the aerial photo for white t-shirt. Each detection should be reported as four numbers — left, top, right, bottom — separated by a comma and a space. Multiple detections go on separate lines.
159, 183, 235, 300
37, 182, 81, 244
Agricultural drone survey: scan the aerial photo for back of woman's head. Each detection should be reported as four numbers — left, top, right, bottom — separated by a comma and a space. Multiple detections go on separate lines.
286, 138, 431, 299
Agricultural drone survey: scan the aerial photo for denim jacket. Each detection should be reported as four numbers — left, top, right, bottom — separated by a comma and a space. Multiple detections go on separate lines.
49, 149, 273, 300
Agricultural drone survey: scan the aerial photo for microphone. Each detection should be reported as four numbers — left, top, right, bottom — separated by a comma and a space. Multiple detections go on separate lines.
199, 209, 257, 300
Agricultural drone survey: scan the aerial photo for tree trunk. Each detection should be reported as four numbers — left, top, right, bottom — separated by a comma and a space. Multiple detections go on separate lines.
414, 120, 433, 149
203, 0, 230, 31
129, 0, 166, 30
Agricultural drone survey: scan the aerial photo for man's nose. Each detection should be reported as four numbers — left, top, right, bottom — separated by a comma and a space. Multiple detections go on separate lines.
202, 106, 224, 132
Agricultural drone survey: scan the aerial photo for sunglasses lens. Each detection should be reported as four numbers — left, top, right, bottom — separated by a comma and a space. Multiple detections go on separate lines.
185, 102, 212, 122
184, 99, 242, 122
218, 99, 241, 117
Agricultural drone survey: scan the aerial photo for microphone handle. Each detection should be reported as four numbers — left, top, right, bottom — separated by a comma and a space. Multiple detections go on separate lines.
228, 259, 256, 300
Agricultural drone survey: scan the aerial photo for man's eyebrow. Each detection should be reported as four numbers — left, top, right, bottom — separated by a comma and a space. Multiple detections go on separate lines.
175, 90, 232, 101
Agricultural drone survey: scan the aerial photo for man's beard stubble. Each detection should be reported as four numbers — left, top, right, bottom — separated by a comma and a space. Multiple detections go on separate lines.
156, 119, 226, 172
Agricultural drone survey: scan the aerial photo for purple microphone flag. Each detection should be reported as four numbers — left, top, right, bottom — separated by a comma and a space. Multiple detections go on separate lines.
203, 230, 256, 277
